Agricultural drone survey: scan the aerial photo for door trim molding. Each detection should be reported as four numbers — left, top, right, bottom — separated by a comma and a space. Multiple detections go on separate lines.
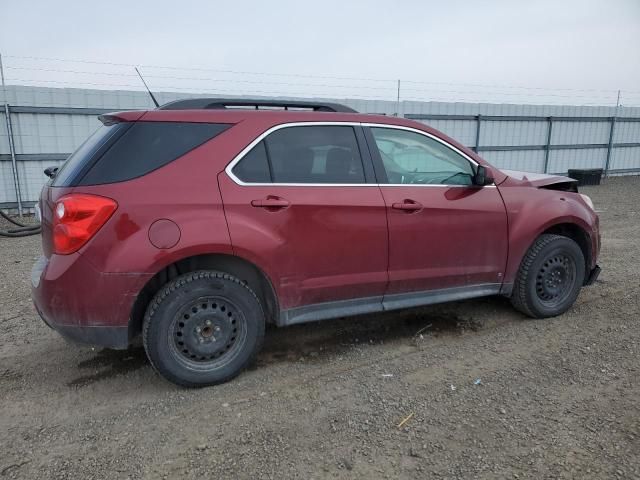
382, 283, 502, 311
280, 295, 384, 326
278, 283, 503, 326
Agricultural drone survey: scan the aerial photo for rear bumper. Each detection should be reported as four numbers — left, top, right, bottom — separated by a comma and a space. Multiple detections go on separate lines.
584, 264, 601, 286
31, 254, 150, 349
36, 310, 129, 349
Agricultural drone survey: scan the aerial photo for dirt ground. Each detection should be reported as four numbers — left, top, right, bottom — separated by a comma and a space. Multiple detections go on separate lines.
1, 177, 639, 480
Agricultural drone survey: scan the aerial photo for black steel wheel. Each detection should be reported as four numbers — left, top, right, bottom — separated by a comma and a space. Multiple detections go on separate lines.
511, 234, 585, 318
170, 296, 246, 368
143, 271, 265, 387
535, 253, 576, 305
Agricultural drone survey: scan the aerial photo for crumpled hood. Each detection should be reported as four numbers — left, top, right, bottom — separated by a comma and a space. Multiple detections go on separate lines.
500, 169, 578, 189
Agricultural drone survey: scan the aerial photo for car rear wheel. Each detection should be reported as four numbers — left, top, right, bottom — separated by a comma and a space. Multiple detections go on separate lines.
143, 271, 265, 387
511, 234, 585, 318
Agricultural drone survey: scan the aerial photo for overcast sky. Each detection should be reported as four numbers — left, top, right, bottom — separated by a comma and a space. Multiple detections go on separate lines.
1, 0, 639, 105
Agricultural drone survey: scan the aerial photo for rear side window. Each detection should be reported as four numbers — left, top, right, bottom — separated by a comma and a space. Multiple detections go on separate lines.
232, 141, 271, 183
231, 125, 366, 184
79, 122, 230, 185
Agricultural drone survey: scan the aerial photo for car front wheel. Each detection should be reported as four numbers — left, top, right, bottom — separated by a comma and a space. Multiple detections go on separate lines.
511, 234, 585, 318
143, 271, 265, 387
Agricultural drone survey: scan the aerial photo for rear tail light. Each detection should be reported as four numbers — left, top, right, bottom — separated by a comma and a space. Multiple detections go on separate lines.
52, 194, 117, 254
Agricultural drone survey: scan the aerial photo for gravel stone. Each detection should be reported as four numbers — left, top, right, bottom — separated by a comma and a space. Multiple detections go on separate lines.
0, 177, 639, 479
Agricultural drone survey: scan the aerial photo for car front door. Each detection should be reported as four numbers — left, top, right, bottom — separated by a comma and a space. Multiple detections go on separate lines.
364, 124, 508, 306
219, 123, 388, 322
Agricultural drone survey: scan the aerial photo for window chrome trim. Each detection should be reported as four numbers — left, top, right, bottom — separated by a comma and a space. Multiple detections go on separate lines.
380, 183, 496, 188
362, 122, 479, 168
224, 121, 374, 187
224, 121, 491, 187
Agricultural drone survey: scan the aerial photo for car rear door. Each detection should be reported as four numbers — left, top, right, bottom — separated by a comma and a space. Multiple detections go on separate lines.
363, 124, 508, 304
218, 122, 388, 321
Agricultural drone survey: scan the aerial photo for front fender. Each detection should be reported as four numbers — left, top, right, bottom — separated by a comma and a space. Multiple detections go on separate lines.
499, 186, 598, 285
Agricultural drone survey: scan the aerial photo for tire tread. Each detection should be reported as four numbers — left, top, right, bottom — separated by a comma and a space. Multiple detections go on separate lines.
511, 234, 576, 318
142, 270, 264, 387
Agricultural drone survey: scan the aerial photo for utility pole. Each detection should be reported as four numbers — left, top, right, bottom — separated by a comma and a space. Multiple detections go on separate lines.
395, 80, 401, 117
0, 52, 23, 217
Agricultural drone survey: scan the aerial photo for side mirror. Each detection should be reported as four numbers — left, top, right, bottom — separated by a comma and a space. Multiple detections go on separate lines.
44, 166, 59, 179
474, 165, 494, 186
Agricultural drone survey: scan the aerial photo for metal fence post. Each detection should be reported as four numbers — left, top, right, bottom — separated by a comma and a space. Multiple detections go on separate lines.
474, 115, 481, 153
604, 90, 621, 178
543, 116, 553, 173
395, 80, 401, 117
604, 116, 616, 177
0, 52, 23, 216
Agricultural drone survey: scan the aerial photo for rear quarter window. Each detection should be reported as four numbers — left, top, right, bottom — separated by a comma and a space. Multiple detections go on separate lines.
79, 122, 230, 185
52, 124, 126, 187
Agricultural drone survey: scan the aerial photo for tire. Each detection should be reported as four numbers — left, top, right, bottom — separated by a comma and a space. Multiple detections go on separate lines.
511, 234, 585, 318
143, 271, 265, 387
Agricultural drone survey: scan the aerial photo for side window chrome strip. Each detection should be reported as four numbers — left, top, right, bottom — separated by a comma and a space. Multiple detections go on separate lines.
225, 121, 483, 187
225, 122, 364, 186
381, 184, 497, 188
361, 123, 479, 168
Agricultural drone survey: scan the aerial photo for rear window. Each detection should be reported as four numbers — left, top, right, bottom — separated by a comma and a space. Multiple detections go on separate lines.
79, 122, 230, 185
52, 124, 125, 186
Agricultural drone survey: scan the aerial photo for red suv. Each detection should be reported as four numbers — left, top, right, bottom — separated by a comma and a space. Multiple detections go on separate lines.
32, 99, 601, 387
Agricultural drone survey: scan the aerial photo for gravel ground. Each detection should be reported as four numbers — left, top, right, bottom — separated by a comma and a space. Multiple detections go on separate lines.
1, 177, 639, 479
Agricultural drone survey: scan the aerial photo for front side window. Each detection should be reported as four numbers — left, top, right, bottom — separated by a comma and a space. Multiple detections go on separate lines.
231, 125, 366, 184
370, 127, 474, 185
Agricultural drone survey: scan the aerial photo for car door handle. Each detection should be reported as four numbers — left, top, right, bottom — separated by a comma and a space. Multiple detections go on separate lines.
251, 197, 290, 209
392, 200, 423, 212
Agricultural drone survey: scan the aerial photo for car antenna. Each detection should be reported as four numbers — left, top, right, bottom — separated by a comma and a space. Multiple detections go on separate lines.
135, 67, 159, 108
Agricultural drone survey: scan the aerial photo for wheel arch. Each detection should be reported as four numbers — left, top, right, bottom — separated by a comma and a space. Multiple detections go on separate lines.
129, 253, 279, 342
504, 208, 595, 291
540, 222, 592, 283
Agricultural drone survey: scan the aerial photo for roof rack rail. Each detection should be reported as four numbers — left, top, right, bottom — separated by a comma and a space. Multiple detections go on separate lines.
158, 98, 357, 113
